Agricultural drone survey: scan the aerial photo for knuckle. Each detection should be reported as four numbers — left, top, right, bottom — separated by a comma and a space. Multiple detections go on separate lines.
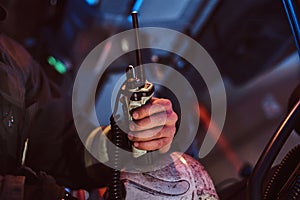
170, 126, 176, 136
156, 129, 163, 138
164, 99, 172, 110
168, 111, 178, 123
161, 137, 170, 146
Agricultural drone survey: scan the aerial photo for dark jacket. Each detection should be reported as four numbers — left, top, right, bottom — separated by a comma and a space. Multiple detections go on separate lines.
0, 33, 111, 191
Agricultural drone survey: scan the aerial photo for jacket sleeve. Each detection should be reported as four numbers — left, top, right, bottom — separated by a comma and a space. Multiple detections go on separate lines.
0, 33, 112, 190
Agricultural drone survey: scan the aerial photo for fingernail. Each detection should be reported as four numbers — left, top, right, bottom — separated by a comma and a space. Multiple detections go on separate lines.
134, 142, 139, 147
132, 112, 138, 119
129, 123, 135, 131
128, 135, 133, 140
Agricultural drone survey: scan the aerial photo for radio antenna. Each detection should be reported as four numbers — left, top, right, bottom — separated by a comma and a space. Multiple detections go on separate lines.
131, 11, 146, 84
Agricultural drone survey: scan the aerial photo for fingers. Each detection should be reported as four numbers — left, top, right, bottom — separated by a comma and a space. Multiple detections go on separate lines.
129, 126, 175, 151
132, 97, 173, 120
132, 137, 171, 151
128, 125, 176, 142
127, 97, 178, 152
129, 111, 177, 131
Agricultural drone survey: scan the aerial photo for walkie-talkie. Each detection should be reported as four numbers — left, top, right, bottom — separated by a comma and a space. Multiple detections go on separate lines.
108, 11, 154, 200
120, 11, 154, 158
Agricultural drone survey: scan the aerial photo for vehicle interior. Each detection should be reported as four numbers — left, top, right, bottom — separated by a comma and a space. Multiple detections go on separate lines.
1, 0, 299, 199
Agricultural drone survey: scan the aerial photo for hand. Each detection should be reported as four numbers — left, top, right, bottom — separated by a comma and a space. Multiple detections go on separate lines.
127, 97, 178, 153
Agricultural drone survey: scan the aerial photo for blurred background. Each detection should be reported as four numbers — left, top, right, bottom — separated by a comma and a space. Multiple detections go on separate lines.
1, 0, 299, 195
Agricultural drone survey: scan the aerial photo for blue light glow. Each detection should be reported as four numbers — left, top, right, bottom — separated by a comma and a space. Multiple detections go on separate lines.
128, 0, 144, 22
132, 0, 144, 12
85, 0, 99, 6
